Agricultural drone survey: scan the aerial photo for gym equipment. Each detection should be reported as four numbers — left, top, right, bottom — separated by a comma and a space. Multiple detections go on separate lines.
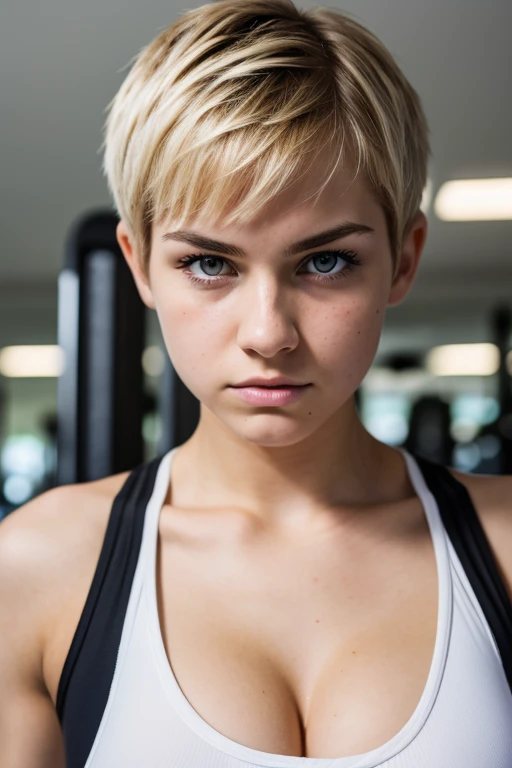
57, 210, 145, 484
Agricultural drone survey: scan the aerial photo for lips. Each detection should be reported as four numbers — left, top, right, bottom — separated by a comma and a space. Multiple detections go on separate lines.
247, 384, 303, 388
233, 378, 308, 388
230, 382, 310, 406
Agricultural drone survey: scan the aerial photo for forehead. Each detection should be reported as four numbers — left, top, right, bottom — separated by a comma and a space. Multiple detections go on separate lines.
265, 160, 378, 225
156, 152, 384, 245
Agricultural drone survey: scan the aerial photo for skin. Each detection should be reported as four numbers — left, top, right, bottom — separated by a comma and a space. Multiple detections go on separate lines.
117, 151, 428, 532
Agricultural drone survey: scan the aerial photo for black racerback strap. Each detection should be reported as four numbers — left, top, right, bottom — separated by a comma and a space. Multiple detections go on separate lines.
56, 454, 163, 768
413, 453, 512, 695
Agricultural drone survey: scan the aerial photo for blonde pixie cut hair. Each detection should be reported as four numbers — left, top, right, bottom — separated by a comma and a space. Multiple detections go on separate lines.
102, 0, 430, 278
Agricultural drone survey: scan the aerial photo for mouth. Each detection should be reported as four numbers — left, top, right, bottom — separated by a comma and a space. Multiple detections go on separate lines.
229, 383, 311, 406
232, 379, 310, 388
245, 384, 306, 389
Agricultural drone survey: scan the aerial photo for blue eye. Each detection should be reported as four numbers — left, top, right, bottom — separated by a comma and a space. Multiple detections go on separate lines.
303, 251, 359, 279
176, 249, 363, 287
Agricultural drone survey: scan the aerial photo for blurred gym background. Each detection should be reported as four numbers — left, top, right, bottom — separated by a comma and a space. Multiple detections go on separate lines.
1, 0, 511, 519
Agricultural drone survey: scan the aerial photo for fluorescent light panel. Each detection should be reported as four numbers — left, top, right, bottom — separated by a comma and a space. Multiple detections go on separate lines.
426, 343, 500, 376
0, 345, 65, 378
434, 177, 512, 221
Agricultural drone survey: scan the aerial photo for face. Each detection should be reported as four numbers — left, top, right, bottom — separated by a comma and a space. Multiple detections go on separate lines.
118, 154, 427, 448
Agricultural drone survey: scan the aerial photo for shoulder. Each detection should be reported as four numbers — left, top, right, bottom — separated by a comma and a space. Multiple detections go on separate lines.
0, 470, 130, 691
0, 470, 131, 581
445, 465, 512, 602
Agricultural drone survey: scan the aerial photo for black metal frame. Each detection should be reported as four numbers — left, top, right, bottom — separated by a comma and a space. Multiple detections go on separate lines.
57, 210, 145, 484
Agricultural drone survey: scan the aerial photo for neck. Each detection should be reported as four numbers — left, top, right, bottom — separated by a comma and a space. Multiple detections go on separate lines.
168, 397, 414, 532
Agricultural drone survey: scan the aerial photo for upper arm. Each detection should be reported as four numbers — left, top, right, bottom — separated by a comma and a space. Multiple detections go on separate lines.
0, 490, 68, 768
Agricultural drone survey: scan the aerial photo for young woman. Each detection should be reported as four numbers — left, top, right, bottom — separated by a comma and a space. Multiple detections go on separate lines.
1, 1, 511, 766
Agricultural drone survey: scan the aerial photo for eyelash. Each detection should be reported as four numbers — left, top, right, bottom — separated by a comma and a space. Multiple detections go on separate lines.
176, 249, 363, 287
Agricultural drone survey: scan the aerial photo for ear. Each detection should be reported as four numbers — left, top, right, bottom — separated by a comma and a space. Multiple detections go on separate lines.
387, 210, 428, 307
116, 220, 156, 310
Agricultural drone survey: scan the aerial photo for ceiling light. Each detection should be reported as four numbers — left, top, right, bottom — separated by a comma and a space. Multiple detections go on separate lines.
426, 343, 500, 376
0, 345, 65, 378
434, 177, 512, 220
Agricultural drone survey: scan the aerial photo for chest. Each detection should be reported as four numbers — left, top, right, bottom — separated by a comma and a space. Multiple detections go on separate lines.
155, 502, 439, 759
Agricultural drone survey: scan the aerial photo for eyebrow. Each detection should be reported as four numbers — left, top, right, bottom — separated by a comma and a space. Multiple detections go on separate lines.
161, 221, 375, 258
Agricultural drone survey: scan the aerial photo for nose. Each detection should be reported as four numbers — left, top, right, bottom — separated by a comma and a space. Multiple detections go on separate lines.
236, 277, 299, 358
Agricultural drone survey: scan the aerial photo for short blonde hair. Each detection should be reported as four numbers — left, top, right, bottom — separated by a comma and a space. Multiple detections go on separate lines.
102, 0, 430, 277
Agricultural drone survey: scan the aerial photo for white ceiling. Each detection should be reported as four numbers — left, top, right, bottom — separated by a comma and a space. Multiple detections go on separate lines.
0, 0, 511, 302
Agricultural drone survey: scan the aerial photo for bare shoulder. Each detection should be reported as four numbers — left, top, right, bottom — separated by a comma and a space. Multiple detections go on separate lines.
0, 469, 131, 703
445, 465, 512, 601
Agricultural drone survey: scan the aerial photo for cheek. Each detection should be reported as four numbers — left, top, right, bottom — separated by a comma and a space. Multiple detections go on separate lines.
309, 294, 385, 382
154, 298, 224, 384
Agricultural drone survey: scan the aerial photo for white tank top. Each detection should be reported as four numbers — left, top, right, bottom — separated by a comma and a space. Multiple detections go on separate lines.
78, 447, 512, 767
